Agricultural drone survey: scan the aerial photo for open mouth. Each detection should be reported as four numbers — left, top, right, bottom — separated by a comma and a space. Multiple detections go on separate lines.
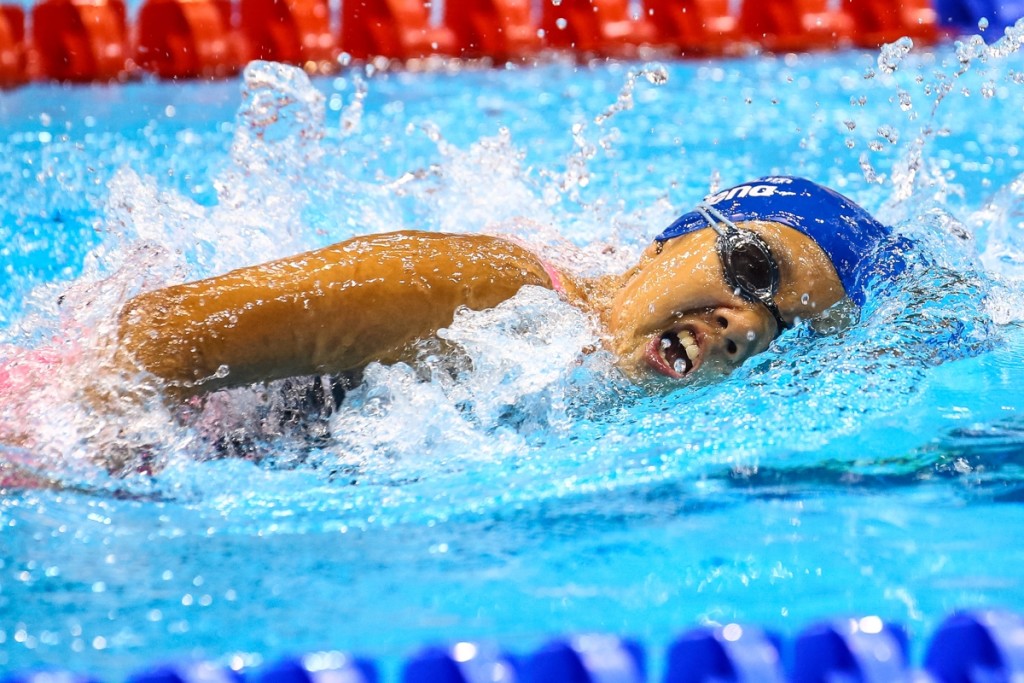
645, 328, 702, 379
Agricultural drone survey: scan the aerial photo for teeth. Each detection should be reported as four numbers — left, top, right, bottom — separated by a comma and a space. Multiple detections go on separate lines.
677, 330, 701, 363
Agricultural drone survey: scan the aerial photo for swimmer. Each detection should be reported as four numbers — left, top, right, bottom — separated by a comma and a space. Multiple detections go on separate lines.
110, 175, 907, 401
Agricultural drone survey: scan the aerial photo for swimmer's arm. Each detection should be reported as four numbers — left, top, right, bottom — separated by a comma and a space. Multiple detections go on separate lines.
115, 231, 556, 397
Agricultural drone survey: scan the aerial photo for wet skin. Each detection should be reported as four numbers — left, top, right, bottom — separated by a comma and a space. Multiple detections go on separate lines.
590, 221, 846, 386
115, 231, 553, 398
113, 223, 846, 398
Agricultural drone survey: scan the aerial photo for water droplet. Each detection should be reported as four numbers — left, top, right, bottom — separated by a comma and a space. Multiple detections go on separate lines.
877, 36, 913, 74
801, 293, 810, 305
843, 120, 856, 130
978, 17, 990, 30
555, 17, 567, 29
859, 153, 881, 183
897, 89, 913, 111
643, 63, 669, 85
877, 125, 899, 144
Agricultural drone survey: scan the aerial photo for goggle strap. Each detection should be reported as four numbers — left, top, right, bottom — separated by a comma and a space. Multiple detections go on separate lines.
695, 203, 741, 237
698, 202, 791, 332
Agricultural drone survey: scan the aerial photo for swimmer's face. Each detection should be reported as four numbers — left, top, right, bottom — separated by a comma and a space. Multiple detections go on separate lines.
606, 222, 847, 386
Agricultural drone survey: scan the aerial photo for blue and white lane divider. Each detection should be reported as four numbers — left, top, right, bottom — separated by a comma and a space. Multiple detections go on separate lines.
665, 625, 784, 683
6, 610, 1024, 683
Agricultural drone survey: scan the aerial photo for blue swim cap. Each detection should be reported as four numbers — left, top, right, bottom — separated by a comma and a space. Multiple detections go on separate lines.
655, 176, 909, 305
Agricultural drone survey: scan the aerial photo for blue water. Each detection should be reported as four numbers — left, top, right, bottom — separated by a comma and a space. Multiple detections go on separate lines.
4, 30, 1024, 678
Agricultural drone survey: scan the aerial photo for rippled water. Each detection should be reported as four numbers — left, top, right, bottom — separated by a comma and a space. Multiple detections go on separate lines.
3, 25, 1024, 678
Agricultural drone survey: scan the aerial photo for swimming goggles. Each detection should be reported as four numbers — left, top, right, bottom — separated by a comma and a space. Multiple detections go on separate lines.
694, 203, 791, 334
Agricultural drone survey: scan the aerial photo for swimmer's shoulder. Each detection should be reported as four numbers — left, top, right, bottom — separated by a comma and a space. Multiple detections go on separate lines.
334, 230, 570, 297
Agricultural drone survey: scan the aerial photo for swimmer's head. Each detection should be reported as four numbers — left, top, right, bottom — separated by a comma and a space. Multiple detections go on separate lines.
654, 176, 908, 306
604, 176, 909, 384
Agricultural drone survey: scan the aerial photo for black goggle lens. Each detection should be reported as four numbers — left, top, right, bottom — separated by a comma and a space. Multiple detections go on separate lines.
721, 236, 779, 298
718, 232, 790, 333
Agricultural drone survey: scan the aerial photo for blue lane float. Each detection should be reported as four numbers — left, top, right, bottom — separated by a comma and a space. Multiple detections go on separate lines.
8, 612, 1024, 683
523, 635, 645, 683
251, 655, 377, 683
934, 0, 1024, 32
125, 663, 242, 683
924, 610, 1024, 683
791, 618, 909, 683
402, 645, 516, 683
663, 625, 784, 683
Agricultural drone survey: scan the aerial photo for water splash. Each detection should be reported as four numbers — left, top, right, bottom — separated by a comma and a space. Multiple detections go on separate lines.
327, 287, 608, 475
0, 44, 1021, 506
852, 18, 1024, 208
594, 62, 669, 125
8, 45, 1024, 680
877, 37, 914, 75
975, 172, 1024, 280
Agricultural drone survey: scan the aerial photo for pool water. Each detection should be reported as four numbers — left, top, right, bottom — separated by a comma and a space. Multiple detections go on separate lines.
4, 27, 1024, 679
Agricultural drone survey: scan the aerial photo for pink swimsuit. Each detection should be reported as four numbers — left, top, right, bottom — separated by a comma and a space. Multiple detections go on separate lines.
540, 260, 567, 296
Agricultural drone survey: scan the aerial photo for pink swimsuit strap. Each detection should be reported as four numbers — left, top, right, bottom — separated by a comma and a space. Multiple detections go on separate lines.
539, 260, 566, 295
